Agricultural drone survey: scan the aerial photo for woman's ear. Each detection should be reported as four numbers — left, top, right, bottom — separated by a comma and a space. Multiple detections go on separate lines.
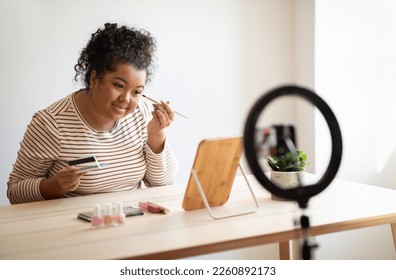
89, 70, 97, 88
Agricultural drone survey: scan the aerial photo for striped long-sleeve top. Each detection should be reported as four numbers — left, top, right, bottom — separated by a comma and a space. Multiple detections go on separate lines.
7, 92, 178, 204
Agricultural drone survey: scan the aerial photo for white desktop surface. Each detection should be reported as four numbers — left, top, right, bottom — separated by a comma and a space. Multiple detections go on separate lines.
1, 175, 396, 259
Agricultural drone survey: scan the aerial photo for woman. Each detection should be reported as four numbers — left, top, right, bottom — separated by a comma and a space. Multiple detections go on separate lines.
7, 23, 178, 204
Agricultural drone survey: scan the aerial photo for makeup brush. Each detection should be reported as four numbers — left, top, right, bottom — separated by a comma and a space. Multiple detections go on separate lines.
142, 95, 189, 119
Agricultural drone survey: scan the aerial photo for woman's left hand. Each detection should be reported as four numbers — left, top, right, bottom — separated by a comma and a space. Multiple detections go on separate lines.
147, 101, 174, 153
149, 101, 174, 130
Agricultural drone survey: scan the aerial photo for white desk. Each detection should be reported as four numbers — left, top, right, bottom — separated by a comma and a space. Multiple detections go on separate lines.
1, 175, 396, 259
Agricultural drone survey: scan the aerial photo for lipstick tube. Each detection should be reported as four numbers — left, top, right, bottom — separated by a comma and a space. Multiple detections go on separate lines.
138, 201, 169, 214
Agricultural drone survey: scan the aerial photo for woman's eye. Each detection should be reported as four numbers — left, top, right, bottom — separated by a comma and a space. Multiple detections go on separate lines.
113, 83, 123, 89
133, 91, 142, 96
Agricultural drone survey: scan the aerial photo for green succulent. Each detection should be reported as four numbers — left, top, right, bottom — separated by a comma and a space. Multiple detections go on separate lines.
266, 150, 309, 172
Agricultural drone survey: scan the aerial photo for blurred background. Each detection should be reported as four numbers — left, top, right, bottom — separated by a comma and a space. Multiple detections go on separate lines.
1, 0, 395, 259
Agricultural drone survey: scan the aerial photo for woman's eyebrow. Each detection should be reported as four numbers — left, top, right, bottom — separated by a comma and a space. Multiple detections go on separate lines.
114, 77, 145, 89
114, 77, 128, 84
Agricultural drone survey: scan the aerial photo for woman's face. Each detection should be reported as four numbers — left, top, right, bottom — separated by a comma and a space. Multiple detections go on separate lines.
89, 63, 147, 122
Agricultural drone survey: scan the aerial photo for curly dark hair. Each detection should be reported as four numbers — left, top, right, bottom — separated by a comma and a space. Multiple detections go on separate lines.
74, 23, 156, 88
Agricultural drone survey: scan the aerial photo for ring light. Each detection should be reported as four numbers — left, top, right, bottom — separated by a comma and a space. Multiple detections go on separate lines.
243, 85, 343, 209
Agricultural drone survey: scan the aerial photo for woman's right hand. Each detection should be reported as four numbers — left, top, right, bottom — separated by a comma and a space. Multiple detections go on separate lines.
39, 166, 84, 199
55, 166, 83, 193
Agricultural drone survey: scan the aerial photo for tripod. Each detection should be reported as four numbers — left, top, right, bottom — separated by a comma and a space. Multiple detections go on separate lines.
297, 212, 318, 260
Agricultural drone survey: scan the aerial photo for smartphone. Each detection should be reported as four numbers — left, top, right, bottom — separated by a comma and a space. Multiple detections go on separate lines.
77, 206, 144, 222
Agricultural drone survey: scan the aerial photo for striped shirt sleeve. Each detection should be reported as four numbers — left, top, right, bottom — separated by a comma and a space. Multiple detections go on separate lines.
145, 139, 178, 186
138, 100, 178, 187
7, 111, 61, 204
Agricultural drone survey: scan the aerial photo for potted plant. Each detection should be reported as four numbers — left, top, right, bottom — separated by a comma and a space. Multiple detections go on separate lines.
266, 150, 309, 200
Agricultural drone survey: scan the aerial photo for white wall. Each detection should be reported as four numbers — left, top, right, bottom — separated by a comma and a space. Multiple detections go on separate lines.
315, 0, 396, 259
295, 0, 315, 173
0, 0, 297, 206
0, 0, 297, 259
316, 0, 396, 189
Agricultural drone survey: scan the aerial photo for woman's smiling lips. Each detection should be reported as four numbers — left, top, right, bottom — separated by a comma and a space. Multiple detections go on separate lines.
113, 103, 129, 114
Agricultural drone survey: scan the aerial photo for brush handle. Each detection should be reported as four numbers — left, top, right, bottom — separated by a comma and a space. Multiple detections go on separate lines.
142, 95, 189, 119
